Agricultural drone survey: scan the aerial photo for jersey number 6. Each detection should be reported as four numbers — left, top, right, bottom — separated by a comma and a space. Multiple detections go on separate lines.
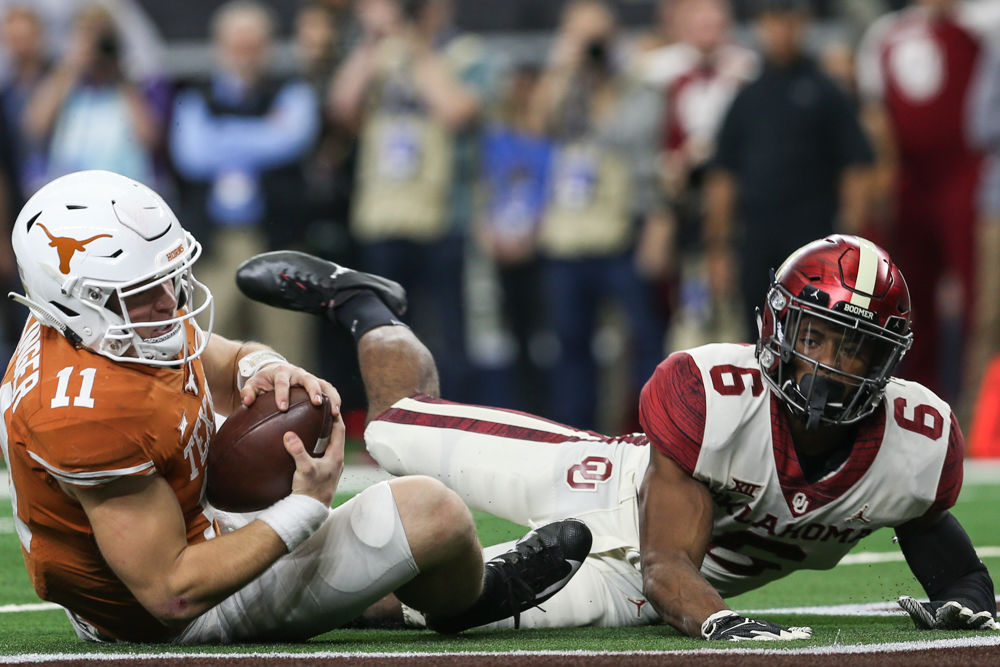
893, 397, 943, 440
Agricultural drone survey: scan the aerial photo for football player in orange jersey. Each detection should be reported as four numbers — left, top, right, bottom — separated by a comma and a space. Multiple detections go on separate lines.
1, 170, 591, 643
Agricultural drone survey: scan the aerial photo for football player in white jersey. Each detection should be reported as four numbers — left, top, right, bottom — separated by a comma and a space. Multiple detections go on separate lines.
238, 234, 997, 640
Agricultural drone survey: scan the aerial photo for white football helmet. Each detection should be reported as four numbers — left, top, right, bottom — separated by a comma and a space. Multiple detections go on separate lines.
10, 170, 214, 366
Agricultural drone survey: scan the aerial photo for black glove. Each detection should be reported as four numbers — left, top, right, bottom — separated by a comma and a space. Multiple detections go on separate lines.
897, 596, 999, 631
701, 610, 813, 641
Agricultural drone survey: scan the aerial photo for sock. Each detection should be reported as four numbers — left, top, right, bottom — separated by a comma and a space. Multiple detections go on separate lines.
332, 290, 406, 342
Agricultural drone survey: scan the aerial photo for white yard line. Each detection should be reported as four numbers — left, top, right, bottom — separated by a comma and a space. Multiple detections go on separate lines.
0, 602, 60, 613
1, 633, 1000, 662
963, 459, 1000, 484
842, 546, 1000, 564
5, 595, 1000, 617
740, 596, 1000, 617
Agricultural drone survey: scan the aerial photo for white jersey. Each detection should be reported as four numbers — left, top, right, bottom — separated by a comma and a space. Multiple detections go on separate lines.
640, 343, 963, 597
364, 344, 964, 629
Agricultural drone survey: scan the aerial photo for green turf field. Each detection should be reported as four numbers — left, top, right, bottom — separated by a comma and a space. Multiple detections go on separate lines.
1, 474, 998, 656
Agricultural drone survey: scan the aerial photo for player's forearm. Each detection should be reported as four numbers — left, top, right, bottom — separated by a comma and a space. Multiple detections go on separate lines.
642, 557, 728, 637
638, 453, 723, 637
141, 521, 287, 624
75, 475, 284, 626
897, 512, 997, 613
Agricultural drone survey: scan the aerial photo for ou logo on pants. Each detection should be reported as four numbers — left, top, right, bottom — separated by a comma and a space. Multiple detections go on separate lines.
567, 456, 613, 490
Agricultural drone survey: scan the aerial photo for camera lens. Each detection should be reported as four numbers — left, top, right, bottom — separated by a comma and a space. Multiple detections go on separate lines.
97, 32, 119, 58
585, 40, 608, 67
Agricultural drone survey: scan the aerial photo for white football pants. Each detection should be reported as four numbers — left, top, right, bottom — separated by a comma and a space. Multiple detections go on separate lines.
183, 481, 418, 642
366, 395, 660, 628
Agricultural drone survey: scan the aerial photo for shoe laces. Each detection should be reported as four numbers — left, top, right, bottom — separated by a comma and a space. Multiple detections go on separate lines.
486, 538, 561, 629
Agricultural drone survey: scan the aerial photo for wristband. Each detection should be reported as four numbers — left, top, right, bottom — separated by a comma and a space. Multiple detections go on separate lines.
256, 494, 329, 552
236, 350, 287, 390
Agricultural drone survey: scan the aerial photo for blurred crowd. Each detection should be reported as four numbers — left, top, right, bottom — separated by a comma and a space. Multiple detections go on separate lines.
1, 0, 999, 439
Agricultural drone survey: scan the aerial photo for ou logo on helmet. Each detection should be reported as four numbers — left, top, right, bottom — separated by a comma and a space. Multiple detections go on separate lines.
567, 456, 613, 490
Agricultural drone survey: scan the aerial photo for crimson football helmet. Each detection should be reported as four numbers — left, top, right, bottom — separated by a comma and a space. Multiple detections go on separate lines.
756, 235, 913, 429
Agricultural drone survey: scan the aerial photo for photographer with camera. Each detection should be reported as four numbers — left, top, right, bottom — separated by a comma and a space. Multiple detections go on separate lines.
527, 0, 670, 432
24, 3, 160, 186
329, 0, 490, 402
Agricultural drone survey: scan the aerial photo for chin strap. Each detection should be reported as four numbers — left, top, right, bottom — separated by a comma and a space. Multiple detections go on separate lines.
8, 292, 83, 346
797, 374, 847, 430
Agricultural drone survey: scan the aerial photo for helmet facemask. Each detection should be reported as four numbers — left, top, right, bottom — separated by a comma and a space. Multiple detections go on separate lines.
758, 284, 912, 429
89, 241, 214, 365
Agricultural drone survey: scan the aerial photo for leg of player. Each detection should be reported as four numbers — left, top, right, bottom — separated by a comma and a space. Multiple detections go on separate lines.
364, 395, 659, 631
235, 251, 594, 633
358, 324, 440, 421
406, 543, 660, 631
385, 475, 484, 617
365, 395, 648, 537
236, 250, 438, 418
237, 252, 641, 533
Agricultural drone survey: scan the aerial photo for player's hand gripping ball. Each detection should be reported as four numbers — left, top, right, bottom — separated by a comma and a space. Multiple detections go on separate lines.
207, 386, 333, 512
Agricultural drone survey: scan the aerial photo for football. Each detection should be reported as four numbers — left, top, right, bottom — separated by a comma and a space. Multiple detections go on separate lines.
206, 386, 333, 512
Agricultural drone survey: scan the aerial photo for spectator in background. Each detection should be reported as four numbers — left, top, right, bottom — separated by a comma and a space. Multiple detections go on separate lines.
330, 0, 490, 402
25, 4, 161, 186
0, 6, 39, 371
169, 0, 320, 370
638, 0, 755, 90
819, 37, 862, 105
0, 0, 165, 85
294, 0, 353, 250
0, 110, 16, 367
297, 2, 342, 92
632, 0, 684, 56
0, 6, 50, 199
654, 0, 758, 348
660, 0, 758, 213
961, 35, 1000, 427
293, 0, 371, 434
704, 0, 873, 337
529, 0, 669, 431
856, 0, 986, 402
477, 62, 552, 414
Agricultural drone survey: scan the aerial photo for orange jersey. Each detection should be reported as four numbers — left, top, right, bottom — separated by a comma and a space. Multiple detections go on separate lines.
1, 317, 217, 642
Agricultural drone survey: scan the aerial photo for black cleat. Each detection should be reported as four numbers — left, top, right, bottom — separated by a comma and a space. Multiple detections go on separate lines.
428, 518, 593, 633
235, 250, 407, 318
